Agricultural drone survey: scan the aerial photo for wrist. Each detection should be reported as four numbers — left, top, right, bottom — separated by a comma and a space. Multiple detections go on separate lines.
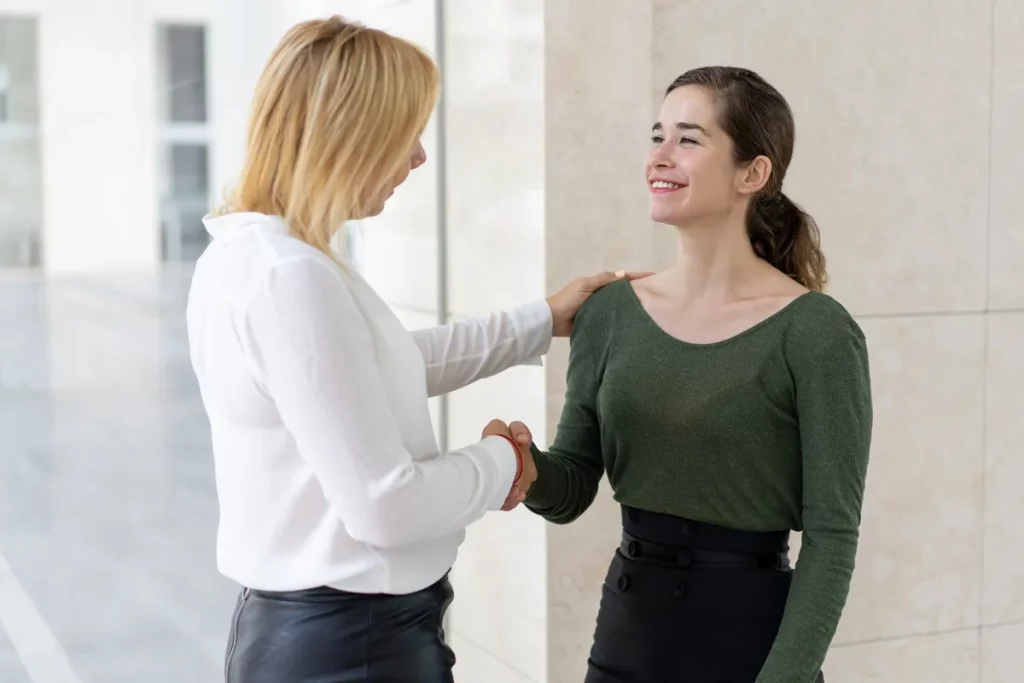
491, 433, 523, 483
545, 299, 569, 337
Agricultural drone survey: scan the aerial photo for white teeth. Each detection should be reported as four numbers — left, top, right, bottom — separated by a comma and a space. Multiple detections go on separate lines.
652, 180, 681, 189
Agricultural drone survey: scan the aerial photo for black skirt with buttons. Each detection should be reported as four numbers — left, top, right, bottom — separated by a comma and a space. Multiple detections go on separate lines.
585, 506, 824, 683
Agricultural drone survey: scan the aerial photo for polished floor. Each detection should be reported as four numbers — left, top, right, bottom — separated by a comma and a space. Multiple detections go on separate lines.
0, 268, 237, 682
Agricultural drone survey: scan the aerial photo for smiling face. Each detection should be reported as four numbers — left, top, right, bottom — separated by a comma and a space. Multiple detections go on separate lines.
646, 85, 762, 228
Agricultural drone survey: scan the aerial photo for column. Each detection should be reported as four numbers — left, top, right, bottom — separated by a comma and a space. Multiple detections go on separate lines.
442, 0, 548, 680
542, 2, 654, 679
443, 1, 654, 681
38, 0, 159, 273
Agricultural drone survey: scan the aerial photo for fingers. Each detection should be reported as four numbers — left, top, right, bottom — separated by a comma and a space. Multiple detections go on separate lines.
516, 446, 537, 493
501, 486, 527, 511
580, 269, 653, 293
508, 420, 532, 448
581, 271, 624, 292
481, 418, 510, 439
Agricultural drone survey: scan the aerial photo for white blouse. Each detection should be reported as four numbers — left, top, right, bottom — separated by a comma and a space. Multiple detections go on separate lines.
186, 212, 553, 595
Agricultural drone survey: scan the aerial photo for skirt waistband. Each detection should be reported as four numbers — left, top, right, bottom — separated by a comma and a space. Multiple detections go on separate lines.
621, 505, 790, 554
620, 530, 790, 570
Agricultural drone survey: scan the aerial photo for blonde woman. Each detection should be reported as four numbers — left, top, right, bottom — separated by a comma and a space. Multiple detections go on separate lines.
186, 16, 640, 683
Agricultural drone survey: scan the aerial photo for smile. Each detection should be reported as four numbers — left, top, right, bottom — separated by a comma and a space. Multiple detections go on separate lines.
650, 180, 685, 193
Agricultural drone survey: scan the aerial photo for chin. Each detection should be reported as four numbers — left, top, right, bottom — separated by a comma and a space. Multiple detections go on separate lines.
650, 208, 684, 227
650, 194, 694, 224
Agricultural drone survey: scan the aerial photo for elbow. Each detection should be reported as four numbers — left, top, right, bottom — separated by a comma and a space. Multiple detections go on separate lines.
331, 464, 436, 549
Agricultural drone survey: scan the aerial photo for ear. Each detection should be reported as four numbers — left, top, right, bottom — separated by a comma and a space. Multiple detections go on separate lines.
735, 155, 773, 197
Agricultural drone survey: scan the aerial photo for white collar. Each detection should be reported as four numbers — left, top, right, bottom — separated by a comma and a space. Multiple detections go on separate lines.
202, 212, 289, 239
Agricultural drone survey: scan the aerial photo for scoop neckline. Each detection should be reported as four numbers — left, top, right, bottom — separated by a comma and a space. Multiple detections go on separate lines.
622, 280, 817, 349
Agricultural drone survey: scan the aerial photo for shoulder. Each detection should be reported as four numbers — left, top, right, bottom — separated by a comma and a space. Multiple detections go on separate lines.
248, 234, 356, 303
788, 292, 864, 342
204, 247, 359, 328
572, 278, 634, 339
783, 292, 867, 365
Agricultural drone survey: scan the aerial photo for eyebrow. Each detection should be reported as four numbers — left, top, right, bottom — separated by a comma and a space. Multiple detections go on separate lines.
652, 121, 709, 135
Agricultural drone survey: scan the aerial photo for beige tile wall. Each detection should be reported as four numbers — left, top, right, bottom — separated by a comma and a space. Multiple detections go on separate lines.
651, 0, 992, 316
989, 0, 1024, 310
447, 0, 1024, 681
835, 316, 986, 644
984, 313, 1024, 625
825, 630, 980, 683
981, 623, 1024, 682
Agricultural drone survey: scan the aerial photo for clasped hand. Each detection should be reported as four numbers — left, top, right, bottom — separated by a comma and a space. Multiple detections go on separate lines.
481, 419, 536, 511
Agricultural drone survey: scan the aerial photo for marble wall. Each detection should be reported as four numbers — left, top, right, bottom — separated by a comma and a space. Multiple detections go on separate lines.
450, 0, 1024, 681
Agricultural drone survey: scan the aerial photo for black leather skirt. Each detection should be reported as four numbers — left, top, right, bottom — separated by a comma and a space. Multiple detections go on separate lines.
224, 574, 455, 683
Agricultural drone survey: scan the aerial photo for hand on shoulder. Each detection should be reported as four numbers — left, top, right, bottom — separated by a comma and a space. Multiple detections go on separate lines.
546, 270, 652, 337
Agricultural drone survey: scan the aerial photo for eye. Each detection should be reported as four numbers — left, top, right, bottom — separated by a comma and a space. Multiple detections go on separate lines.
651, 135, 665, 144
679, 136, 698, 146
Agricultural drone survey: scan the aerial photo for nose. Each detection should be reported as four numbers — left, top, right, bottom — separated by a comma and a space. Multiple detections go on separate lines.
647, 143, 674, 170
411, 142, 427, 170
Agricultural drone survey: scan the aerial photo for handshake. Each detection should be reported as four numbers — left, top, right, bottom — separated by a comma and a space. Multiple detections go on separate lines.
482, 419, 536, 511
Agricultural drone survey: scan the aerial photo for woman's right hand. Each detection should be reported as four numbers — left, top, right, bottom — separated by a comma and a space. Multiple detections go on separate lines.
482, 419, 537, 510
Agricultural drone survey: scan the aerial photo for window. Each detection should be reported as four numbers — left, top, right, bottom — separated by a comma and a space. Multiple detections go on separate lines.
157, 24, 210, 263
0, 16, 42, 268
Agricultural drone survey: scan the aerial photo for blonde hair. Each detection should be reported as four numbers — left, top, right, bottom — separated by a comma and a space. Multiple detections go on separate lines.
219, 16, 440, 254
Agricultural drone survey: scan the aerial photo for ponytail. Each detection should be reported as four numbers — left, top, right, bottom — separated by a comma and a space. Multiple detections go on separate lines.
748, 191, 827, 292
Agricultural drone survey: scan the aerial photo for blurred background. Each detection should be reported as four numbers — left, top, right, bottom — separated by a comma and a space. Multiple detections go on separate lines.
0, 0, 1021, 681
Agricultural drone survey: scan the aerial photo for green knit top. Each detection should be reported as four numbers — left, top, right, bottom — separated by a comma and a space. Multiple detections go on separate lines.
525, 279, 872, 683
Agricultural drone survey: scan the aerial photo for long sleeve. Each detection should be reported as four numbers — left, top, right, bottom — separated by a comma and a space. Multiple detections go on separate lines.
524, 304, 605, 524
410, 301, 553, 398
756, 334, 873, 683
244, 257, 518, 549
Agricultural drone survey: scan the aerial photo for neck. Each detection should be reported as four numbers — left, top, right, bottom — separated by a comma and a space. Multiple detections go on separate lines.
665, 213, 764, 301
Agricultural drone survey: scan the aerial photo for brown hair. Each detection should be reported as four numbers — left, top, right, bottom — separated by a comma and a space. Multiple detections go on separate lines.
219, 16, 440, 255
666, 67, 827, 291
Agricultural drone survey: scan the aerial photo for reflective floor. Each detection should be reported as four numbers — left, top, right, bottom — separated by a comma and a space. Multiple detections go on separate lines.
0, 268, 236, 683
